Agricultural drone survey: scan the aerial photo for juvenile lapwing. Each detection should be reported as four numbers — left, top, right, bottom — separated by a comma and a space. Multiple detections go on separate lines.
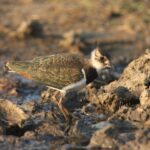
5, 48, 112, 120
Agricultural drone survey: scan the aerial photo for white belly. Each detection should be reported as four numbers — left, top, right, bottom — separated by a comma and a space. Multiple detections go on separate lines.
63, 77, 86, 93
63, 68, 86, 93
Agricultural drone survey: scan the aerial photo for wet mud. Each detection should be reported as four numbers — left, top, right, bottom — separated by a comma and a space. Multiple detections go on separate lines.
0, 0, 150, 150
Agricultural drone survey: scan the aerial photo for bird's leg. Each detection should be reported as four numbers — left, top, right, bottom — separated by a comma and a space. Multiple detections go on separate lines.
57, 95, 70, 121
52, 91, 71, 121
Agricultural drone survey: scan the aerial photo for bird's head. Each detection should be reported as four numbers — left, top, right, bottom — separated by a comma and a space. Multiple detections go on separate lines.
90, 47, 112, 74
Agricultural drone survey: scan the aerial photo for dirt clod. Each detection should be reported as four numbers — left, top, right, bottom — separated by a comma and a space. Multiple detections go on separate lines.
0, 99, 28, 127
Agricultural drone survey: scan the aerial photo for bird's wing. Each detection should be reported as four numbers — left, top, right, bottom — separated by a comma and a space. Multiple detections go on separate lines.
29, 53, 85, 89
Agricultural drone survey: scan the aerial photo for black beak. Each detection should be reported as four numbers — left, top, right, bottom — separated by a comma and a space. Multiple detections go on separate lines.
105, 64, 113, 70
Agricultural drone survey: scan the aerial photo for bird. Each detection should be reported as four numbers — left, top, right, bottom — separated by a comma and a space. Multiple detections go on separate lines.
5, 47, 112, 120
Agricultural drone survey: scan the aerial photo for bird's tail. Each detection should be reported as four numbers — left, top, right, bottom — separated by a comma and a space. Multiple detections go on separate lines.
5, 60, 31, 73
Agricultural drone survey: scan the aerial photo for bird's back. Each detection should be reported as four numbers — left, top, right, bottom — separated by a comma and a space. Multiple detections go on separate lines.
6, 53, 86, 89
30, 53, 85, 89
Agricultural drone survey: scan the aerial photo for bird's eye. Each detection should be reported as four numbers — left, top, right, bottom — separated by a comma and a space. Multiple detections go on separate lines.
100, 56, 105, 62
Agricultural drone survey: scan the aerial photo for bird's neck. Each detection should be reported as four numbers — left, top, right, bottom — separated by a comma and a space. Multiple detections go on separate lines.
84, 65, 98, 84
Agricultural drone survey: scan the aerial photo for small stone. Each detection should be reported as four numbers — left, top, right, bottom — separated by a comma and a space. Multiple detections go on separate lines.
10, 16, 44, 39
91, 121, 112, 130
89, 125, 117, 149
23, 131, 36, 140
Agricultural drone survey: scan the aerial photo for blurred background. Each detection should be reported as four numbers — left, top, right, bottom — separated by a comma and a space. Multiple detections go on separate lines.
0, 1, 149, 149
0, 0, 149, 74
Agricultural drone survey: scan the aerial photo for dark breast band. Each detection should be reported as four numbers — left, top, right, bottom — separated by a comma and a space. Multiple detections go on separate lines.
85, 67, 98, 84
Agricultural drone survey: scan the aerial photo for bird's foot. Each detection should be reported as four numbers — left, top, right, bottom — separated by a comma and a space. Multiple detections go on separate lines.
52, 90, 77, 125
58, 103, 72, 121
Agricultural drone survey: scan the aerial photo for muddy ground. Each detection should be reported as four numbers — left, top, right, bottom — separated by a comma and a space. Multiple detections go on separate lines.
0, 0, 150, 150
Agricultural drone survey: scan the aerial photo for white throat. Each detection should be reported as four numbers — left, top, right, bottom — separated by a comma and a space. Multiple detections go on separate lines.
90, 50, 103, 74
